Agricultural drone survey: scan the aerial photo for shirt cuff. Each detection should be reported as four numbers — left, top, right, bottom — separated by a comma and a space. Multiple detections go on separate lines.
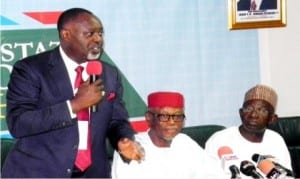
67, 100, 77, 118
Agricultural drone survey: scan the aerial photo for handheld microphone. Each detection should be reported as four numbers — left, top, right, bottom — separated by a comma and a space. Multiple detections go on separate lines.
86, 60, 103, 112
229, 165, 242, 179
257, 159, 287, 179
217, 146, 240, 176
252, 153, 294, 177
252, 153, 275, 162
240, 160, 264, 179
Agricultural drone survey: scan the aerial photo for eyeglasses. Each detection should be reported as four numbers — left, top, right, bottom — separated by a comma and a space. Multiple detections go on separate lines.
242, 106, 269, 116
148, 111, 185, 122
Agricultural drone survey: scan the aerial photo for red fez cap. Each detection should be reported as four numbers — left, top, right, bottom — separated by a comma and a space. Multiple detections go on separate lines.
148, 91, 184, 108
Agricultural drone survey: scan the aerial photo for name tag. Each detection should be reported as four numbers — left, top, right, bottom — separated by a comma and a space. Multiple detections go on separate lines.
78, 121, 88, 150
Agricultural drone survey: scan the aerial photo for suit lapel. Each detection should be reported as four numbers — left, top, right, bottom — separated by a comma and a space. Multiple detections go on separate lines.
47, 47, 74, 100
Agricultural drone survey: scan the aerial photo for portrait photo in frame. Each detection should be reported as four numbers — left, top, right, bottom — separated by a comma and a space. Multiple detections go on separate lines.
228, 0, 286, 30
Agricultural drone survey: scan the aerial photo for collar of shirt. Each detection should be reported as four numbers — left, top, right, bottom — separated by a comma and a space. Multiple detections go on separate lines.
252, 0, 263, 10
59, 46, 88, 92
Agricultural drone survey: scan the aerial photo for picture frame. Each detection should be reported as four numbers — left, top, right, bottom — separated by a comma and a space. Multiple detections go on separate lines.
228, 0, 286, 30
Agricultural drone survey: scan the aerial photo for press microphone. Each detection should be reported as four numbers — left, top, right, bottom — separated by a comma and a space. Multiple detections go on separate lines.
240, 160, 264, 179
257, 159, 287, 179
217, 146, 240, 177
252, 153, 294, 177
229, 165, 242, 179
86, 60, 103, 112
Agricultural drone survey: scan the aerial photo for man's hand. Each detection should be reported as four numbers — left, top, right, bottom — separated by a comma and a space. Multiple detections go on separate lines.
70, 78, 104, 113
118, 138, 145, 163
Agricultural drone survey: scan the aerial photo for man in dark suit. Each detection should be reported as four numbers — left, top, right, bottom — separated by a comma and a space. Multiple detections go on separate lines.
237, 0, 277, 11
2, 8, 144, 178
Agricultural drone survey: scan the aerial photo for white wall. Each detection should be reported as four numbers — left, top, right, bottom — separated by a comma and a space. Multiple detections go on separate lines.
259, 0, 300, 117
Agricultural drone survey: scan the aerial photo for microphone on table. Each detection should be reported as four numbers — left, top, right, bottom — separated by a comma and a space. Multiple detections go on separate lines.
252, 153, 294, 177
257, 159, 287, 179
86, 60, 103, 112
240, 160, 264, 179
217, 146, 241, 179
229, 165, 242, 179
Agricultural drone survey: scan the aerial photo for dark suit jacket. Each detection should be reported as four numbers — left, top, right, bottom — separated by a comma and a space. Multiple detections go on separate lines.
237, 0, 277, 11
2, 47, 135, 178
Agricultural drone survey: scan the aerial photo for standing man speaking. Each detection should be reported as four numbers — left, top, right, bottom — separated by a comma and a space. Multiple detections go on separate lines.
2, 8, 144, 178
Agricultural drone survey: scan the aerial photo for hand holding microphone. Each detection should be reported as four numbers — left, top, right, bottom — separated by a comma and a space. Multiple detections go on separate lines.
86, 60, 103, 112
71, 60, 104, 114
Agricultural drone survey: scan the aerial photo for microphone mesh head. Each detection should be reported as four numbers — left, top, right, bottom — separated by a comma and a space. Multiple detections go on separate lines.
217, 146, 233, 159
257, 159, 275, 174
87, 60, 102, 75
240, 160, 256, 176
252, 154, 259, 162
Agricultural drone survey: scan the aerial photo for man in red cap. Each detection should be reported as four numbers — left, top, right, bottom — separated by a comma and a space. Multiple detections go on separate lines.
112, 91, 225, 179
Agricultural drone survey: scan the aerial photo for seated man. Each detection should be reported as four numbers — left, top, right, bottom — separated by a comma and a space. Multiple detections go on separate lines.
112, 91, 224, 179
205, 84, 293, 178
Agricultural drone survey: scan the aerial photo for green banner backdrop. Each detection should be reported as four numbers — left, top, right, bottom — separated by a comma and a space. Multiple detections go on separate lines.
0, 29, 146, 134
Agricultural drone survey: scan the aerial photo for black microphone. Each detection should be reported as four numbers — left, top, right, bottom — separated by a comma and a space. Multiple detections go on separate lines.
86, 60, 103, 112
229, 165, 242, 179
240, 160, 264, 179
252, 153, 294, 177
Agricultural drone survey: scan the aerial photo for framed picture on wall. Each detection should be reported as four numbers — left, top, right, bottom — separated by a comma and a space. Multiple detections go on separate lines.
228, 0, 286, 30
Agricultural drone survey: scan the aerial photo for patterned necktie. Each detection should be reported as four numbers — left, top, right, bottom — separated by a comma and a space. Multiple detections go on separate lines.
74, 66, 92, 171
250, 0, 257, 10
